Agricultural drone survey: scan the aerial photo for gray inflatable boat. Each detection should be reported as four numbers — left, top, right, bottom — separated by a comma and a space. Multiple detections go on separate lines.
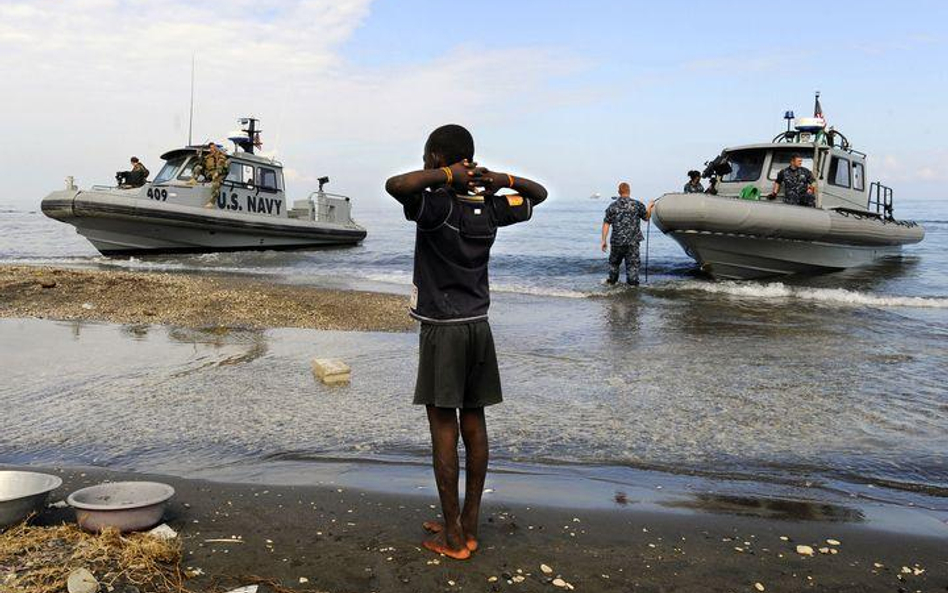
653, 106, 924, 280
42, 118, 366, 255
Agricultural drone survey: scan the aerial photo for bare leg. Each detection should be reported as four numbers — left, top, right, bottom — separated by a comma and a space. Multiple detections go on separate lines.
459, 407, 488, 549
422, 407, 488, 551
423, 405, 469, 559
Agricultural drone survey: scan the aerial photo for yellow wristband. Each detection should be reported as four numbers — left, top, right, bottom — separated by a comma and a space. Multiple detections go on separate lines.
441, 166, 453, 186
507, 174, 515, 188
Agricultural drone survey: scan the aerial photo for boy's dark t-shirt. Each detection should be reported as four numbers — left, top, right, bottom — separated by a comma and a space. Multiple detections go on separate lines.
397, 186, 534, 323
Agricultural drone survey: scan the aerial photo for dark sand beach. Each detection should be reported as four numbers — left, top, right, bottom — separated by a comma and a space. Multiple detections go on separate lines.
0, 266, 412, 332
4, 465, 946, 593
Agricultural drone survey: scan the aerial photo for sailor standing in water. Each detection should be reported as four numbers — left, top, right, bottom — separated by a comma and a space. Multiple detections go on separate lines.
601, 182, 654, 286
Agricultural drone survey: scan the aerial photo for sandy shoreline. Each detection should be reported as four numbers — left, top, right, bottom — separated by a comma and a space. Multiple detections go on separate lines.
3, 465, 945, 593
0, 265, 413, 332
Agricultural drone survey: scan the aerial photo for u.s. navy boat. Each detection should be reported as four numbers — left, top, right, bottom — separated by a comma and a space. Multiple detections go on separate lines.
42, 118, 366, 255
653, 98, 924, 280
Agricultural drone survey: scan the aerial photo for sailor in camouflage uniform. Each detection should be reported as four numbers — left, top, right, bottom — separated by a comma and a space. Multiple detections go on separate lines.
771, 153, 816, 207
683, 170, 704, 193
116, 157, 149, 188
191, 142, 231, 207
601, 182, 654, 286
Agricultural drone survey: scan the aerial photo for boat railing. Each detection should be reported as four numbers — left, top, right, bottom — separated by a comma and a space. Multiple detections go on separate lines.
306, 191, 352, 202
868, 181, 894, 221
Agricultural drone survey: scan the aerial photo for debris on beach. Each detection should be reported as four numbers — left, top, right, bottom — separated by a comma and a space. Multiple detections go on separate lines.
204, 536, 245, 544
540, 564, 554, 575
754, 583, 765, 592
825, 538, 840, 546
148, 523, 179, 541
0, 522, 185, 593
66, 568, 98, 593
795, 544, 815, 556
312, 358, 352, 385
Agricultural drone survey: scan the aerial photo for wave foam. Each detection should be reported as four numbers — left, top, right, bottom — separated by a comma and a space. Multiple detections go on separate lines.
664, 280, 948, 309
492, 283, 596, 299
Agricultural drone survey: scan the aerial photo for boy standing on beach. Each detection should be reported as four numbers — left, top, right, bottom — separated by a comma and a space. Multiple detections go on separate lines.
386, 124, 547, 560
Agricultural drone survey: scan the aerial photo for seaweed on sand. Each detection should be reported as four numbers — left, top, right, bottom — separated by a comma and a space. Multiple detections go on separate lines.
0, 522, 190, 593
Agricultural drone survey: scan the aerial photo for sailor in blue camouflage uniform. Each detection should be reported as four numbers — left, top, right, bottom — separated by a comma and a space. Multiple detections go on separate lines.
771, 153, 816, 207
601, 182, 655, 286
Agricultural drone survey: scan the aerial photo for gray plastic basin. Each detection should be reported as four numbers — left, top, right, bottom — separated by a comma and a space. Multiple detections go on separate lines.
67, 481, 175, 532
0, 471, 63, 530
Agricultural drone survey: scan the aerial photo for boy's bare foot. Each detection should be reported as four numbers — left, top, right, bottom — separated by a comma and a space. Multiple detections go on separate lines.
422, 520, 478, 551
422, 530, 471, 560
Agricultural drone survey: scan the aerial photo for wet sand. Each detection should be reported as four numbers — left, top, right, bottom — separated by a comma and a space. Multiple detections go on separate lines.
9, 465, 946, 593
0, 265, 413, 332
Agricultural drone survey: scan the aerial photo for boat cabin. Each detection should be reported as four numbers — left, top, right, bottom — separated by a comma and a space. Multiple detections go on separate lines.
142, 118, 354, 225
708, 119, 892, 218
152, 147, 289, 216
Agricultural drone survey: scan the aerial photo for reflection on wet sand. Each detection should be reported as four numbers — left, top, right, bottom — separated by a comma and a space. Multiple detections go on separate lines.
166, 327, 270, 375
662, 492, 865, 523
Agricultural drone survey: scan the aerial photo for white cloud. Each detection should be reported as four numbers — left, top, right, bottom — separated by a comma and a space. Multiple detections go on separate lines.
0, 0, 583, 207
874, 152, 948, 184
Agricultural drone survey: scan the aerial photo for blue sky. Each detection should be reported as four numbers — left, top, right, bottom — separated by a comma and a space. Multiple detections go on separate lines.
1, 0, 946, 208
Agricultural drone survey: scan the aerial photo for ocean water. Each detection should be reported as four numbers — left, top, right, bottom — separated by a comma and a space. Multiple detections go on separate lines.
1, 197, 946, 513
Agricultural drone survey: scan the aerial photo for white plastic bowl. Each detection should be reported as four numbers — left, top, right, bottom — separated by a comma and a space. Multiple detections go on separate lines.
67, 481, 175, 532
0, 471, 63, 530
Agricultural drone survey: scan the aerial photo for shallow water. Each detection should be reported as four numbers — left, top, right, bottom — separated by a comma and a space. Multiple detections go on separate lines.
1, 198, 946, 514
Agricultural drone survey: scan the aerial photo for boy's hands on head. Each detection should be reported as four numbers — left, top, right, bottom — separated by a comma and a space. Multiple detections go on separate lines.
459, 165, 511, 196
478, 170, 510, 196
448, 160, 492, 194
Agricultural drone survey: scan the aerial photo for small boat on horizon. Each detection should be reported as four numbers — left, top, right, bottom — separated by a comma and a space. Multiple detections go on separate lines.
41, 117, 367, 255
653, 96, 924, 280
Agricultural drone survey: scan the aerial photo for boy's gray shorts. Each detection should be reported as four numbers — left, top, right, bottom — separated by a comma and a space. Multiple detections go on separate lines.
413, 320, 502, 409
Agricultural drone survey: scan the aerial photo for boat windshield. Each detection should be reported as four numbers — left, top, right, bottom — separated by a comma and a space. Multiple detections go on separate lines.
176, 157, 200, 181
768, 149, 814, 180
721, 150, 765, 183
153, 157, 186, 184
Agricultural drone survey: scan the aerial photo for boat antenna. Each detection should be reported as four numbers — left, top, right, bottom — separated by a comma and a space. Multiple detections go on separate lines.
784, 110, 795, 133
814, 90, 823, 119
187, 54, 195, 146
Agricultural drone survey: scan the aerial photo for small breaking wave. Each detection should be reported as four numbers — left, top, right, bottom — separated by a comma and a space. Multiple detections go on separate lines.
661, 280, 948, 309
491, 283, 597, 299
